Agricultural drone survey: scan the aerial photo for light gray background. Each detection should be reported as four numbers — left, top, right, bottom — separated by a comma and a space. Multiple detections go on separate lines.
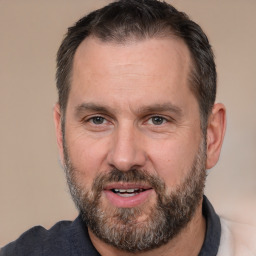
1, 0, 256, 245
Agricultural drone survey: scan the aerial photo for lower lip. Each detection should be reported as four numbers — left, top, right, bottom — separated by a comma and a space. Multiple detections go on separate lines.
104, 189, 153, 208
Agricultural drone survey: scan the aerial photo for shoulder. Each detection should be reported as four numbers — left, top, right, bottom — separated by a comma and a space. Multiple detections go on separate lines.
217, 217, 256, 256
0, 220, 73, 256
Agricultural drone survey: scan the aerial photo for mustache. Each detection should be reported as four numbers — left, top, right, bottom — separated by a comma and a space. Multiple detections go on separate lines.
92, 168, 166, 193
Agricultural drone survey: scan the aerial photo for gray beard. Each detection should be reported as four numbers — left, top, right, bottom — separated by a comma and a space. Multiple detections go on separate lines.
63, 139, 207, 253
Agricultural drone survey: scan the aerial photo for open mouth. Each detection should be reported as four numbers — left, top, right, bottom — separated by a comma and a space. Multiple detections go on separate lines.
103, 184, 153, 207
111, 188, 150, 197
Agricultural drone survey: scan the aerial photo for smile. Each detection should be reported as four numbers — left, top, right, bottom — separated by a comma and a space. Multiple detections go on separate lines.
112, 188, 150, 197
104, 184, 153, 208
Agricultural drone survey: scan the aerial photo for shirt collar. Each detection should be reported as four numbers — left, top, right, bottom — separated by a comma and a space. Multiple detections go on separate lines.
198, 195, 221, 256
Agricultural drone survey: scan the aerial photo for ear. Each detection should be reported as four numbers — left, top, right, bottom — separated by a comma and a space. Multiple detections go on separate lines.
53, 103, 64, 165
206, 103, 226, 169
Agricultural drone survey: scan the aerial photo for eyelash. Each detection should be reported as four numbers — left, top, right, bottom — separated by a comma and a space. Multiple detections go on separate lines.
147, 116, 168, 125
84, 115, 171, 126
86, 116, 108, 125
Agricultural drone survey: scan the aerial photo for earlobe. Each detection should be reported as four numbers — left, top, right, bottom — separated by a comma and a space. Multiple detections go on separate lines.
53, 103, 64, 164
206, 103, 226, 169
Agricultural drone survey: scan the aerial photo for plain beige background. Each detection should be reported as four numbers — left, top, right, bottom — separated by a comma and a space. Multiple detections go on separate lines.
1, 0, 256, 246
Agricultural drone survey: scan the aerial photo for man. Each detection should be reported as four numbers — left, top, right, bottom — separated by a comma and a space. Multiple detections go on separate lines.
1, 0, 255, 255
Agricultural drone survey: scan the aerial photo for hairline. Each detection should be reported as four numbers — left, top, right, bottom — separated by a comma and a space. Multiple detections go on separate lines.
60, 34, 208, 135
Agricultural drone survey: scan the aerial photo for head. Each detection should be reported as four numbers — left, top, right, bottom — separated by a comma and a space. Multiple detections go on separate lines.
54, 0, 226, 253
56, 0, 216, 133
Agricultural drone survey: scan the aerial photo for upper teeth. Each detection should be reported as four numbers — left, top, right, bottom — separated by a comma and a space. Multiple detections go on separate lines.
114, 188, 139, 193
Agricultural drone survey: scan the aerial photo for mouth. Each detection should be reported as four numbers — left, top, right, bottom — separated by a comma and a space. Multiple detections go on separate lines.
103, 184, 154, 208
111, 188, 151, 197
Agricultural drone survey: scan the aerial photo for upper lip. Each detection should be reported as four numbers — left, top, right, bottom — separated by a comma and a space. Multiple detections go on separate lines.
104, 183, 152, 190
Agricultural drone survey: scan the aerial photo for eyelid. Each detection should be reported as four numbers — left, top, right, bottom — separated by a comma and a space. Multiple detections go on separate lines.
145, 114, 174, 123
82, 114, 113, 125
90, 116, 107, 124
148, 116, 166, 124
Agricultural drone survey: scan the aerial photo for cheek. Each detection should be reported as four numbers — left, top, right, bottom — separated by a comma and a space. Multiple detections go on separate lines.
148, 136, 199, 189
65, 131, 109, 185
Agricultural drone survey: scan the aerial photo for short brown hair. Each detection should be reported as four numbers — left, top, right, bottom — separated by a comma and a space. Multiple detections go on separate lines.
56, 0, 216, 131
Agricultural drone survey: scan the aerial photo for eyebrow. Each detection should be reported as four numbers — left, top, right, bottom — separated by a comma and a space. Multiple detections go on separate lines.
75, 103, 115, 118
136, 103, 183, 116
75, 102, 183, 117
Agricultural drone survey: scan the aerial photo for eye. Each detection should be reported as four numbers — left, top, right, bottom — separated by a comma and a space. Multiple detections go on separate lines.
82, 115, 113, 132
89, 116, 106, 125
148, 116, 167, 125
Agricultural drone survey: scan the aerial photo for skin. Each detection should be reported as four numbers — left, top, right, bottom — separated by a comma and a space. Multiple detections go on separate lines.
54, 36, 226, 256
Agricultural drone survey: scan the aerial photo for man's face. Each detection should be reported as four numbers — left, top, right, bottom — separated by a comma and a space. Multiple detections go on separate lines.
60, 37, 206, 251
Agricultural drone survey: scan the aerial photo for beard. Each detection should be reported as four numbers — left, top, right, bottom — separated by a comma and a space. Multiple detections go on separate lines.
63, 139, 207, 253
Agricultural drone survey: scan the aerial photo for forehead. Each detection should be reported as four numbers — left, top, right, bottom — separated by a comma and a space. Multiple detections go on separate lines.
70, 36, 194, 111
73, 36, 191, 78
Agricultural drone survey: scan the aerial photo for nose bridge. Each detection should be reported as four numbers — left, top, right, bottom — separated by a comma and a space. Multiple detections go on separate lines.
107, 122, 146, 171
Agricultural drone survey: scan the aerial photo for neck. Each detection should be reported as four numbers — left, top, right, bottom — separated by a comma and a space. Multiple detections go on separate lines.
88, 200, 206, 256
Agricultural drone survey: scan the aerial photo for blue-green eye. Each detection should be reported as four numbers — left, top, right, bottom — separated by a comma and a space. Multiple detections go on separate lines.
90, 116, 106, 125
149, 116, 167, 125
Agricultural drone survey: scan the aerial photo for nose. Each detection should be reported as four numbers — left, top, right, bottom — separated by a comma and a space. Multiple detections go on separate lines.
107, 123, 147, 171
